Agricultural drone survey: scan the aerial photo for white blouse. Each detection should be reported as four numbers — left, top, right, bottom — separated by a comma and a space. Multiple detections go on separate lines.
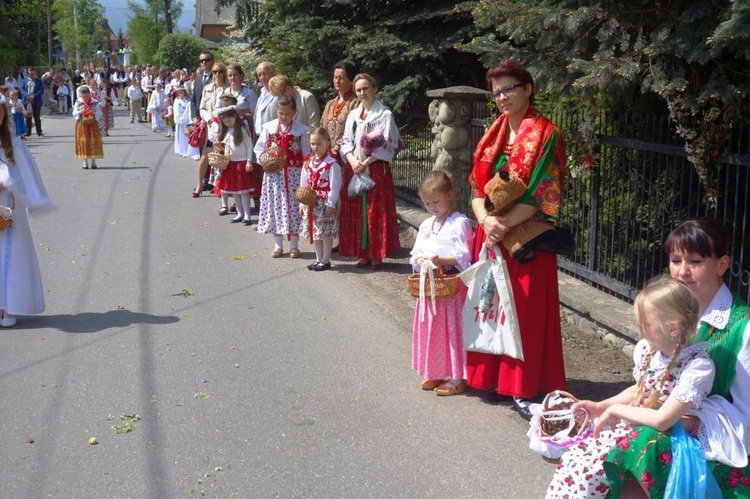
218, 127, 253, 162
409, 212, 473, 272
689, 284, 750, 467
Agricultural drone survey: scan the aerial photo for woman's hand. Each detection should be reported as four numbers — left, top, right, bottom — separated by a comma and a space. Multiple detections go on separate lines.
245, 162, 253, 173
483, 215, 511, 247
0, 182, 5, 192
350, 158, 366, 175
572, 400, 603, 420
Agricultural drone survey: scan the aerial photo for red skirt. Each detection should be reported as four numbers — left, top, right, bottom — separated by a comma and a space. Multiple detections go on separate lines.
338, 160, 401, 259
215, 160, 259, 194
465, 225, 566, 398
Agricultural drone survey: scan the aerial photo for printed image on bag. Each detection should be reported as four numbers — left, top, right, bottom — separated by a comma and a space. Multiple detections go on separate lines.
460, 245, 523, 360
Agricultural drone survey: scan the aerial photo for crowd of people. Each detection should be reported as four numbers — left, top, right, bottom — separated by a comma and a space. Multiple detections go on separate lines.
2, 54, 749, 498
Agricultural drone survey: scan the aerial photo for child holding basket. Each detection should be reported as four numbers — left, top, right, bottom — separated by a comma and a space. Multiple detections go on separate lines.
410, 171, 473, 396
298, 127, 342, 271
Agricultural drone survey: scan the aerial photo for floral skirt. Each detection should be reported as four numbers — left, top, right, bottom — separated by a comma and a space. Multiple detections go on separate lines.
300, 199, 338, 241
604, 425, 750, 498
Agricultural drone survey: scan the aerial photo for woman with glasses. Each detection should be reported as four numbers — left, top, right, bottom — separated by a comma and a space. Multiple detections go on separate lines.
225, 64, 258, 132
466, 60, 567, 419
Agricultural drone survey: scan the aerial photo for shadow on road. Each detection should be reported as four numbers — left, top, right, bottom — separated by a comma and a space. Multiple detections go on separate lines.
18, 310, 179, 333
566, 377, 632, 401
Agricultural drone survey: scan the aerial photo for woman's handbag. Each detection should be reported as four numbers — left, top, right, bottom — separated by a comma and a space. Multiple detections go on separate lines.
347, 172, 375, 199
460, 244, 523, 359
527, 390, 592, 463
0, 192, 14, 231
259, 143, 287, 173
207, 142, 231, 170
188, 119, 207, 148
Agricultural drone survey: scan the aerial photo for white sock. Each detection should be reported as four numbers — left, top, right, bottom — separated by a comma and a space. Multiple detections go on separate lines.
221, 192, 229, 209
322, 239, 333, 264
313, 240, 324, 262
240, 193, 252, 220
273, 234, 283, 252
290, 235, 299, 251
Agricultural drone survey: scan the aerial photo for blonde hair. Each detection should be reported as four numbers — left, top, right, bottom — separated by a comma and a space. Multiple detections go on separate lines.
631, 276, 700, 408
309, 127, 331, 142
353, 73, 378, 90
268, 75, 293, 97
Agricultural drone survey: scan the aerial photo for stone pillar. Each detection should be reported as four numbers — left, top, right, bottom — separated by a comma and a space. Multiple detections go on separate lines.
426, 86, 489, 212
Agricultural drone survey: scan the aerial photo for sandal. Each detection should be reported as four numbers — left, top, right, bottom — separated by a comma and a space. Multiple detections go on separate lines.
435, 380, 466, 397
218, 207, 229, 216
355, 258, 371, 268
289, 249, 301, 259
421, 379, 443, 391
271, 250, 283, 258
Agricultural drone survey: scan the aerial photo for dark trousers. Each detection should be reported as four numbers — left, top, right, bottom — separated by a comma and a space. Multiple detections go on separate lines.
25, 105, 42, 136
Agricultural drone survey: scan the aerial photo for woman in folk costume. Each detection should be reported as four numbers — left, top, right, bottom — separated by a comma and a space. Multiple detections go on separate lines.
0, 96, 56, 327
320, 62, 359, 237
173, 87, 192, 157
72, 85, 104, 170
253, 95, 310, 258
466, 60, 567, 420
339, 73, 402, 270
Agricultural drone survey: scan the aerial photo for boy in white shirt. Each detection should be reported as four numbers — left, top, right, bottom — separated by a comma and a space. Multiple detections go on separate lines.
126, 79, 144, 123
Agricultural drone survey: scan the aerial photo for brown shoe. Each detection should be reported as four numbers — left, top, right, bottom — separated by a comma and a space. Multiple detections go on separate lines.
271, 250, 283, 258
289, 249, 301, 259
435, 380, 466, 396
421, 379, 443, 391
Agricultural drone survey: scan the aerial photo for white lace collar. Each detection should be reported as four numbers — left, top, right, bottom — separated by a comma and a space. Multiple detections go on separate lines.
651, 341, 709, 367
701, 284, 732, 330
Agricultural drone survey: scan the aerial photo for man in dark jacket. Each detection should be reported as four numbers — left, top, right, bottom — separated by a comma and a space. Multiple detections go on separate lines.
25, 67, 44, 137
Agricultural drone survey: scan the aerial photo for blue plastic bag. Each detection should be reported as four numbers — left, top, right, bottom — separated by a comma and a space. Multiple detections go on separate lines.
664, 423, 722, 499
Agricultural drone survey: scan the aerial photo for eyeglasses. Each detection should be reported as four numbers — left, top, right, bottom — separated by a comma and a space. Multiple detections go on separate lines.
199, 59, 212, 63
492, 83, 525, 100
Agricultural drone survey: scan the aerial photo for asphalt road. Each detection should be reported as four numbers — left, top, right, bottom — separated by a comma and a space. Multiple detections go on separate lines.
0, 107, 553, 498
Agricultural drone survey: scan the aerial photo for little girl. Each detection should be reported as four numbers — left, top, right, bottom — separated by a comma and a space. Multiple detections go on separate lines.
253, 95, 310, 258
299, 128, 342, 271
213, 105, 258, 225
9, 91, 27, 138
546, 276, 715, 498
173, 88, 191, 156
147, 82, 166, 133
72, 85, 103, 169
163, 96, 174, 138
410, 171, 473, 396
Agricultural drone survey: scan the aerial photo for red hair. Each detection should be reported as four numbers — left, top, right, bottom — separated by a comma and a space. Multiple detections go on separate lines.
485, 60, 535, 103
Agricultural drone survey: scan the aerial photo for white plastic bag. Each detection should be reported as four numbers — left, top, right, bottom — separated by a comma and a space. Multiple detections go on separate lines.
460, 245, 523, 359
347, 172, 375, 199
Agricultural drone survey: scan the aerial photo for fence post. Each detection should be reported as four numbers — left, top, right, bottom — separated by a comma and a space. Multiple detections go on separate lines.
425, 86, 489, 210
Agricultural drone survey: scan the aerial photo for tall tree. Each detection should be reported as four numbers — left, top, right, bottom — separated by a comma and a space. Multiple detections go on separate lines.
126, 0, 184, 64
0, 0, 49, 69
51, 0, 108, 69
153, 32, 204, 70
459, 0, 750, 204
216, 0, 484, 114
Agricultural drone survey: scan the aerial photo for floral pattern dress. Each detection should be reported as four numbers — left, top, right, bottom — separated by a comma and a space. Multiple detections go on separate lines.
546, 340, 714, 498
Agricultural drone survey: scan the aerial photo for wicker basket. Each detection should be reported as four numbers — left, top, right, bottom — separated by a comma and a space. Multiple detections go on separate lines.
295, 186, 317, 207
407, 267, 461, 299
208, 143, 231, 170
0, 193, 14, 231
259, 144, 287, 174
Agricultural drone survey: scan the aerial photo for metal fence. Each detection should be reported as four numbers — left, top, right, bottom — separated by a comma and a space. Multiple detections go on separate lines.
392, 108, 750, 303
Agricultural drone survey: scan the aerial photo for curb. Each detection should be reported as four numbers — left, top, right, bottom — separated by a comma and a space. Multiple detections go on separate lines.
396, 199, 638, 358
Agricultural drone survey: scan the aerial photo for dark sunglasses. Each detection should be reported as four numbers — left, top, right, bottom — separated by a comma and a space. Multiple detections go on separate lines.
199, 58, 212, 63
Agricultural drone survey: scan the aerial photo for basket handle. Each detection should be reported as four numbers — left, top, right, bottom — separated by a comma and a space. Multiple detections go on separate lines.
418, 259, 438, 322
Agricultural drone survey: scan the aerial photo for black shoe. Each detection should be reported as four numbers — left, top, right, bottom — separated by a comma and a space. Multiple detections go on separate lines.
38, 133, 44, 137
230, 218, 243, 224
229, 204, 237, 213
307, 262, 320, 270
481, 391, 513, 405
512, 395, 544, 422
312, 262, 331, 271
90, 162, 97, 169
242, 219, 252, 226
202, 183, 214, 192
218, 207, 229, 216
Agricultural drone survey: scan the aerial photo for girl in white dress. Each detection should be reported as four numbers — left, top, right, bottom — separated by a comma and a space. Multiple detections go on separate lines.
0, 98, 56, 327
173, 88, 191, 157
253, 95, 310, 258
546, 276, 715, 498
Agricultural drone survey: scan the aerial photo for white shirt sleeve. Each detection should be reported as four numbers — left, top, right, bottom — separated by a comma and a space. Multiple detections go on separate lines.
325, 162, 342, 208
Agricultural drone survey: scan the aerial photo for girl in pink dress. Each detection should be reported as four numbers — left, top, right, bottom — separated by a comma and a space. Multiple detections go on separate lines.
410, 171, 474, 396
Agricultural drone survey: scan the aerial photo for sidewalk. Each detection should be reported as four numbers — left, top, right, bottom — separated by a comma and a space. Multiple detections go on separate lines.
395, 198, 639, 357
